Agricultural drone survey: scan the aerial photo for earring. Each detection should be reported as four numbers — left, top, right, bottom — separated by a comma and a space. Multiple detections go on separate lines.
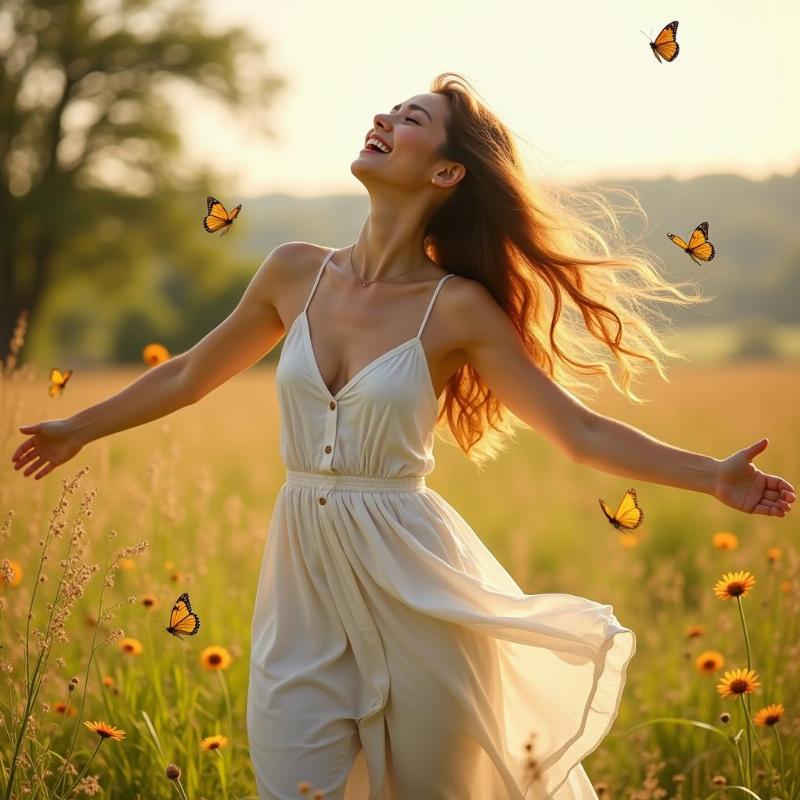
431, 178, 436, 184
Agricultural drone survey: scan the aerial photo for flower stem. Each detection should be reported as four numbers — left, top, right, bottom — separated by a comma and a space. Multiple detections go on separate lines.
216, 670, 232, 800
773, 727, 787, 799
742, 702, 777, 781
739, 696, 752, 786
731, 730, 746, 787
215, 749, 228, 800
4, 650, 45, 800
61, 739, 102, 799
172, 778, 190, 800
217, 669, 234, 740
735, 596, 755, 783
736, 596, 752, 671
48, 550, 112, 800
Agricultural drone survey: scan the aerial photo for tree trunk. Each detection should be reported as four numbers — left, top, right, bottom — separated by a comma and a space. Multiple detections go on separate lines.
0, 236, 53, 367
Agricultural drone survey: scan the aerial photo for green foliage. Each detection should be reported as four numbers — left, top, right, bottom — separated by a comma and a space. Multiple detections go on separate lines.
111, 309, 165, 362
1, 0, 288, 364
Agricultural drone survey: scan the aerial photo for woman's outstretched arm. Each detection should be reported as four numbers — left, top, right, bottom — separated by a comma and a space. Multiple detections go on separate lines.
573, 416, 793, 516
446, 279, 796, 517
10, 242, 305, 480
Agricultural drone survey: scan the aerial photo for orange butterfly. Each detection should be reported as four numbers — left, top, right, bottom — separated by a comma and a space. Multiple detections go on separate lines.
599, 488, 644, 532
667, 221, 716, 266
49, 368, 73, 398
642, 21, 680, 63
164, 592, 200, 639
202, 195, 242, 238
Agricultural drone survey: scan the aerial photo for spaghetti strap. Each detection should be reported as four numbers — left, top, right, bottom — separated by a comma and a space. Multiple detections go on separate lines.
417, 273, 455, 339
303, 247, 336, 314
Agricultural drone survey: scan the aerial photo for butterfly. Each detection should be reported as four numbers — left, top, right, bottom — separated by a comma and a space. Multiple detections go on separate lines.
202, 195, 242, 238
164, 592, 200, 639
49, 368, 73, 398
642, 21, 679, 63
667, 221, 716, 266
598, 488, 644, 532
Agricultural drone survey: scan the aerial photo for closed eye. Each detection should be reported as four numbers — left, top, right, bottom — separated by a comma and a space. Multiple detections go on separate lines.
390, 104, 423, 125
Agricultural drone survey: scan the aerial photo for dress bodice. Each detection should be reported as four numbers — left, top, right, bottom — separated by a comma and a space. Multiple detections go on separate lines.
274, 247, 454, 479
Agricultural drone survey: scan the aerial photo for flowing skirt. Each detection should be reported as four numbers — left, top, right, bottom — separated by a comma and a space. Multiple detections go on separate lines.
247, 471, 636, 799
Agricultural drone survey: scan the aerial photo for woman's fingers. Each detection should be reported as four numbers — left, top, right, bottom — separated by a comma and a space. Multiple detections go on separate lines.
23, 456, 46, 477
762, 488, 791, 514
765, 486, 792, 510
771, 475, 796, 494
761, 475, 794, 509
33, 462, 56, 480
13, 450, 40, 471
11, 437, 36, 462
754, 495, 786, 516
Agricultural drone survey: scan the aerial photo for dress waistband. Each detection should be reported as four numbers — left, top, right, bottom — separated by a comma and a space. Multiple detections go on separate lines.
285, 469, 427, 494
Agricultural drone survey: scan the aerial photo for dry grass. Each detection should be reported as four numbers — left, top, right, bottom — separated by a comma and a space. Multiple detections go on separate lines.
1, 312, 799, 797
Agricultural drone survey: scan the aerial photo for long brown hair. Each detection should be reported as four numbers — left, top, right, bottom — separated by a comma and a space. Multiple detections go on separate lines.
424, 72, 711, 468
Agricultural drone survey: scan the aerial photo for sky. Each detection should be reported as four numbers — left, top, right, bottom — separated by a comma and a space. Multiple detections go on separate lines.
185, 0, 799, 198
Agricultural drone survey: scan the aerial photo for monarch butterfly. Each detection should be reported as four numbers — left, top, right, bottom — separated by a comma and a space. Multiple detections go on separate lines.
667, 221, 716, 266
165, 592, 200, 639
642, 21, 679, 63
202, 196, 242, 238
49, 368, 73, 398
599, 488, 644, 532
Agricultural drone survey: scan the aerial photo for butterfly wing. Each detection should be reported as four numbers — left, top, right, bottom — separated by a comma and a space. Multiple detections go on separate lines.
686, 222, 709, 250
688, 243, 715, 264
217, 203, 242, 238
49, 368, 72, 397
202, 197, 242, 236
612, 488, 644, 530
652, 21, 679, 62
203, 196, 231, 233
686, 222, 715, 263
667, 233, 689, 250
171, 611, 200, 636
203, 217, 228, 233
166, 592, 200, 638
598, 498, 620, 528
50, 368, 72, 385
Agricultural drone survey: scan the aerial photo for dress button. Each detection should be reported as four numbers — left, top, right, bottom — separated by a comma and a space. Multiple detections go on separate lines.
329, 401, 336, 410
324, 445, 332, 453
319, 497, 326, 505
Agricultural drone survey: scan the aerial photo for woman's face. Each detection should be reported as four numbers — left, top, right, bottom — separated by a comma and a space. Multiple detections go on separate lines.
351, 92, 462, 193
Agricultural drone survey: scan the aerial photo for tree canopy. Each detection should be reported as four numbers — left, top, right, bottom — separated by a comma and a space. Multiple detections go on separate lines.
1, 0, 287, 362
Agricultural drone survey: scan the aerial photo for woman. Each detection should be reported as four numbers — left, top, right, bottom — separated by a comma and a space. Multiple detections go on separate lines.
11, 73, 795, 799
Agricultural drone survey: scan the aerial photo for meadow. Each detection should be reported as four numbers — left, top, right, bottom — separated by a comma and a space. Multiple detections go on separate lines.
1, 323, 798, 799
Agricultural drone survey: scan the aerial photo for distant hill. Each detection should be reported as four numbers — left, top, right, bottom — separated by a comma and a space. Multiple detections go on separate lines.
236, 168, 800, 326
41, 168, 798, 365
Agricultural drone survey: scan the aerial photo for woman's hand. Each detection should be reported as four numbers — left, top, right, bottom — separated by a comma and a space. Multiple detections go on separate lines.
10, 420, 86, 480
713, 437, 795, 516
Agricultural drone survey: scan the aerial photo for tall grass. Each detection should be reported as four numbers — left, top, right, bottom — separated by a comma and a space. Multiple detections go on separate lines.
1, 309, 798, 797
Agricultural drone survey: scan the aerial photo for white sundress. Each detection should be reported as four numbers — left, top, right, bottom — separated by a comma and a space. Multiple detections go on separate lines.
246, 246, 636, 800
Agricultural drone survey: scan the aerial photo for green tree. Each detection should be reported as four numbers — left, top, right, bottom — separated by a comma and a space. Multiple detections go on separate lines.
0, 0, 287, 362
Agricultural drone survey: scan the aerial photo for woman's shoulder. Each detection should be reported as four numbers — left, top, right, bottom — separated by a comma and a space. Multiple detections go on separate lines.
274, 241, 329, 272
266, 241, 331, 293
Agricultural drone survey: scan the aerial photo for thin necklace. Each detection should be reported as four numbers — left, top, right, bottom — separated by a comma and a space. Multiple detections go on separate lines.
347, 243, 430, 287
